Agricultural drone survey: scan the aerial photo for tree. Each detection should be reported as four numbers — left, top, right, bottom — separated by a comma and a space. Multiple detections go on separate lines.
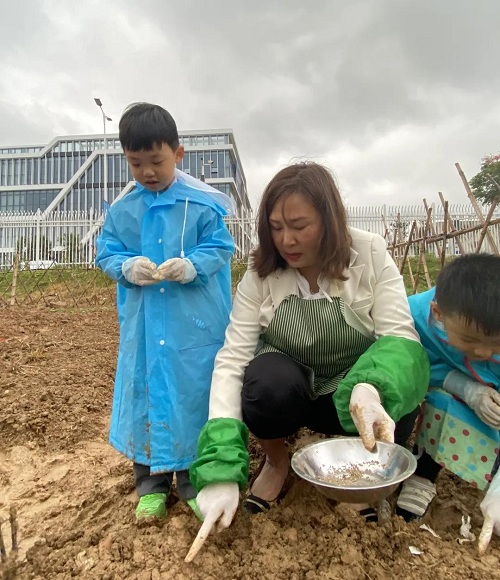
469, 154, 500, 204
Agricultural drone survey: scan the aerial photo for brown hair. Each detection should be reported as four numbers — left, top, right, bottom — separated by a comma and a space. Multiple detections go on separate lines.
251, 162, 351, 280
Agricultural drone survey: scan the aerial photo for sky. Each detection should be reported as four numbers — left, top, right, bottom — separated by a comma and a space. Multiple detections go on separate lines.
1, 0, 499, 209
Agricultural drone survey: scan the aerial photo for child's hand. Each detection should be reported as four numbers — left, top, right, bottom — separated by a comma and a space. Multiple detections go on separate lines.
121, 256, 160, 286
466, 386, 500, 429
157, 258, 197, 284
443, 372, 500, 429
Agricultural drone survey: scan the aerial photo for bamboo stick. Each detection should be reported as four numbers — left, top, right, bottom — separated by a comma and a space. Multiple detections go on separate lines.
423, 199, 443, 260
382, 211, 390, 242
390, 222, 398, 259
441, 201, 449, 268
407, 255, 416, 289
413, 206, 433, 294
455, 162, 499, 253
438, 191, 466, 255
9, 254, 20, 307
397, 213, 407, 269
399, 221, 417, 275
390, 217, 500, 250
421, 251, 432, 289
475, 198, 499, 253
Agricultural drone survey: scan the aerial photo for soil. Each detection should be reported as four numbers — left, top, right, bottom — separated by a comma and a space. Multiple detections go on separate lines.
1, 305, 499, 580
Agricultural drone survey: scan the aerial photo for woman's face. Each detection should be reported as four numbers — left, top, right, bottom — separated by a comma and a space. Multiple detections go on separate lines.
269, 192, 323, 275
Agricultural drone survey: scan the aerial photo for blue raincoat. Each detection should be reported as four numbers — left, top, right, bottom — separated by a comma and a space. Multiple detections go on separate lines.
410, 288, 500, 489
96, 176, 234, 473
409, 288, 500, 388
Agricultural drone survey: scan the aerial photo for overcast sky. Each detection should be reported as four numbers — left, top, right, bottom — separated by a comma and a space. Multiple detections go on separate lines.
1, 0, 498, 209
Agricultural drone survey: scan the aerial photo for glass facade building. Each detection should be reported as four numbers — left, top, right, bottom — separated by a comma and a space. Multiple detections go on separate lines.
0, 129, 252, 218
0, 130, 253, 259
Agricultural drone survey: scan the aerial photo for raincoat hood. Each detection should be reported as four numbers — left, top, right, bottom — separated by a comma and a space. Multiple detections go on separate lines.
134, 169, 235, 217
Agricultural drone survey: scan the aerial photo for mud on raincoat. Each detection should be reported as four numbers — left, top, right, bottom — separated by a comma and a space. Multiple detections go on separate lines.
95, 171, 235, 473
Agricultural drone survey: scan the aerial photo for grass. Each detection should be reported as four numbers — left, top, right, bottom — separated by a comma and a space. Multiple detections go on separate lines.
0, 261, 248, 304
1, 254, 456, 305
401, 253, 455, 295
0, 267, 115, 305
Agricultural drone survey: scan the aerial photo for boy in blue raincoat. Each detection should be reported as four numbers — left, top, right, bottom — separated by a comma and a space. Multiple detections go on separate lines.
396, 254, 500, 552
96, 103, 235, 520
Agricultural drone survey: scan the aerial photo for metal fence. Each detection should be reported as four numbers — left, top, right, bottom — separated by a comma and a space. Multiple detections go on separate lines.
1, 203, 499, 306
349, 203, 500, 256
0, 210, 254, 269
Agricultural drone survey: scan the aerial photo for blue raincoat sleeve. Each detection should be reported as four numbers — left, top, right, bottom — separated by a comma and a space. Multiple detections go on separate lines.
95, 210, 138, 289
185, 212, 235, 285
409, 289, 458, 387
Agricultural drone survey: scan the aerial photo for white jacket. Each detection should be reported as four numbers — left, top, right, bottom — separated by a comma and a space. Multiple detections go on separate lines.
209, 227, 420, 420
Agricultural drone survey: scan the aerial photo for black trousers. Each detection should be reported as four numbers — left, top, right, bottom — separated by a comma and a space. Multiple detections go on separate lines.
414, 450, 442, 483
133, 465, 195, 500
242, 352, 419, 446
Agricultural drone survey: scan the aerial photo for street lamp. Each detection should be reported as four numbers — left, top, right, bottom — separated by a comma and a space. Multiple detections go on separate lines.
94, 98, 112, 204
200, 157, 214, 182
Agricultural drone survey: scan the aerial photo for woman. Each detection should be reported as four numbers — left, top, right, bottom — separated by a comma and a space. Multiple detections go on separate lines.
189, 162, 430, 532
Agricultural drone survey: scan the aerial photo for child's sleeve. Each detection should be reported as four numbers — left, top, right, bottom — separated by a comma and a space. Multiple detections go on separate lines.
184, 211, 235, 285
95, 211, 139, 288
427, 355, 455, 388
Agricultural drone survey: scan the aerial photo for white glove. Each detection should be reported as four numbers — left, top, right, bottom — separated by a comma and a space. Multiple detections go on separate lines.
444, 370, 500, 429
121, 256, 160, 286
478, 471, 500, 555
349, 383, 395, 451
185, 482, 240, 562
196, 482, 239, 532
156, 258, 197, 284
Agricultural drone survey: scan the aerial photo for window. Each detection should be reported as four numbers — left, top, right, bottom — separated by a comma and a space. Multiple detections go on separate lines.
0, 160, 6, 186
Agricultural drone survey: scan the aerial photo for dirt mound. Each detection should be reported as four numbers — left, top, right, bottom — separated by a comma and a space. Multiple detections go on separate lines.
1, 306, 499, 580
0, 306, 116, 450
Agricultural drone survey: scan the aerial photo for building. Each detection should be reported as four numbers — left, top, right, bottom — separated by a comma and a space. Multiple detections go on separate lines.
0, 129, 253, 259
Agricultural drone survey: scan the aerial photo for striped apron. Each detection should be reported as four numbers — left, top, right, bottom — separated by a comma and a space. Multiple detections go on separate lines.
256, 294, 374, 398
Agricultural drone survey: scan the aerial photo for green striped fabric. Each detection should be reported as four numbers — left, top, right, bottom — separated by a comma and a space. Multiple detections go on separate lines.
256, 295, 374, 397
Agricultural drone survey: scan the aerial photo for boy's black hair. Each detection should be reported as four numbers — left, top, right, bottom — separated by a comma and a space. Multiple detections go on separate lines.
119, 102, 179, 152
435, 253, 500, 335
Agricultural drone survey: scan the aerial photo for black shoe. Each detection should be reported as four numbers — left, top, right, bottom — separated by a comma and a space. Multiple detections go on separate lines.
242, 494, 271, 514
359, 507, 378, 523
395, 506, 421, 522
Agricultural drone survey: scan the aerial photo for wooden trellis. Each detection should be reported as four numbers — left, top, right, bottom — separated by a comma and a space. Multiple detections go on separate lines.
387, 162, 500, 293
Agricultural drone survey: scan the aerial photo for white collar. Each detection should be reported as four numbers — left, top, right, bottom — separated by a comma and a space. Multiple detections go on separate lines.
295, 270, 333, 302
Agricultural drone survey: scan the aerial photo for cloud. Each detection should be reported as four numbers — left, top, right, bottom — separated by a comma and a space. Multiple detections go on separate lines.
1, 0, 499, 210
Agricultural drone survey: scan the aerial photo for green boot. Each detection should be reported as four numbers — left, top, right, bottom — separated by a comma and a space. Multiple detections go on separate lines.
186, 498, 204, 521
135, 493, 168, 520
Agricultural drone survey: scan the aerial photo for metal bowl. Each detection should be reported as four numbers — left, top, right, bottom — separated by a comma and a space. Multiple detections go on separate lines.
291, 437, 417, 503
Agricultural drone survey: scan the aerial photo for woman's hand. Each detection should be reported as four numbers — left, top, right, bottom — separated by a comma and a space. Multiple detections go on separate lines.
478, 471, 500, 555
185, 482, 239, 562
349, 383, 395, 451
196, 481, 240, 529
